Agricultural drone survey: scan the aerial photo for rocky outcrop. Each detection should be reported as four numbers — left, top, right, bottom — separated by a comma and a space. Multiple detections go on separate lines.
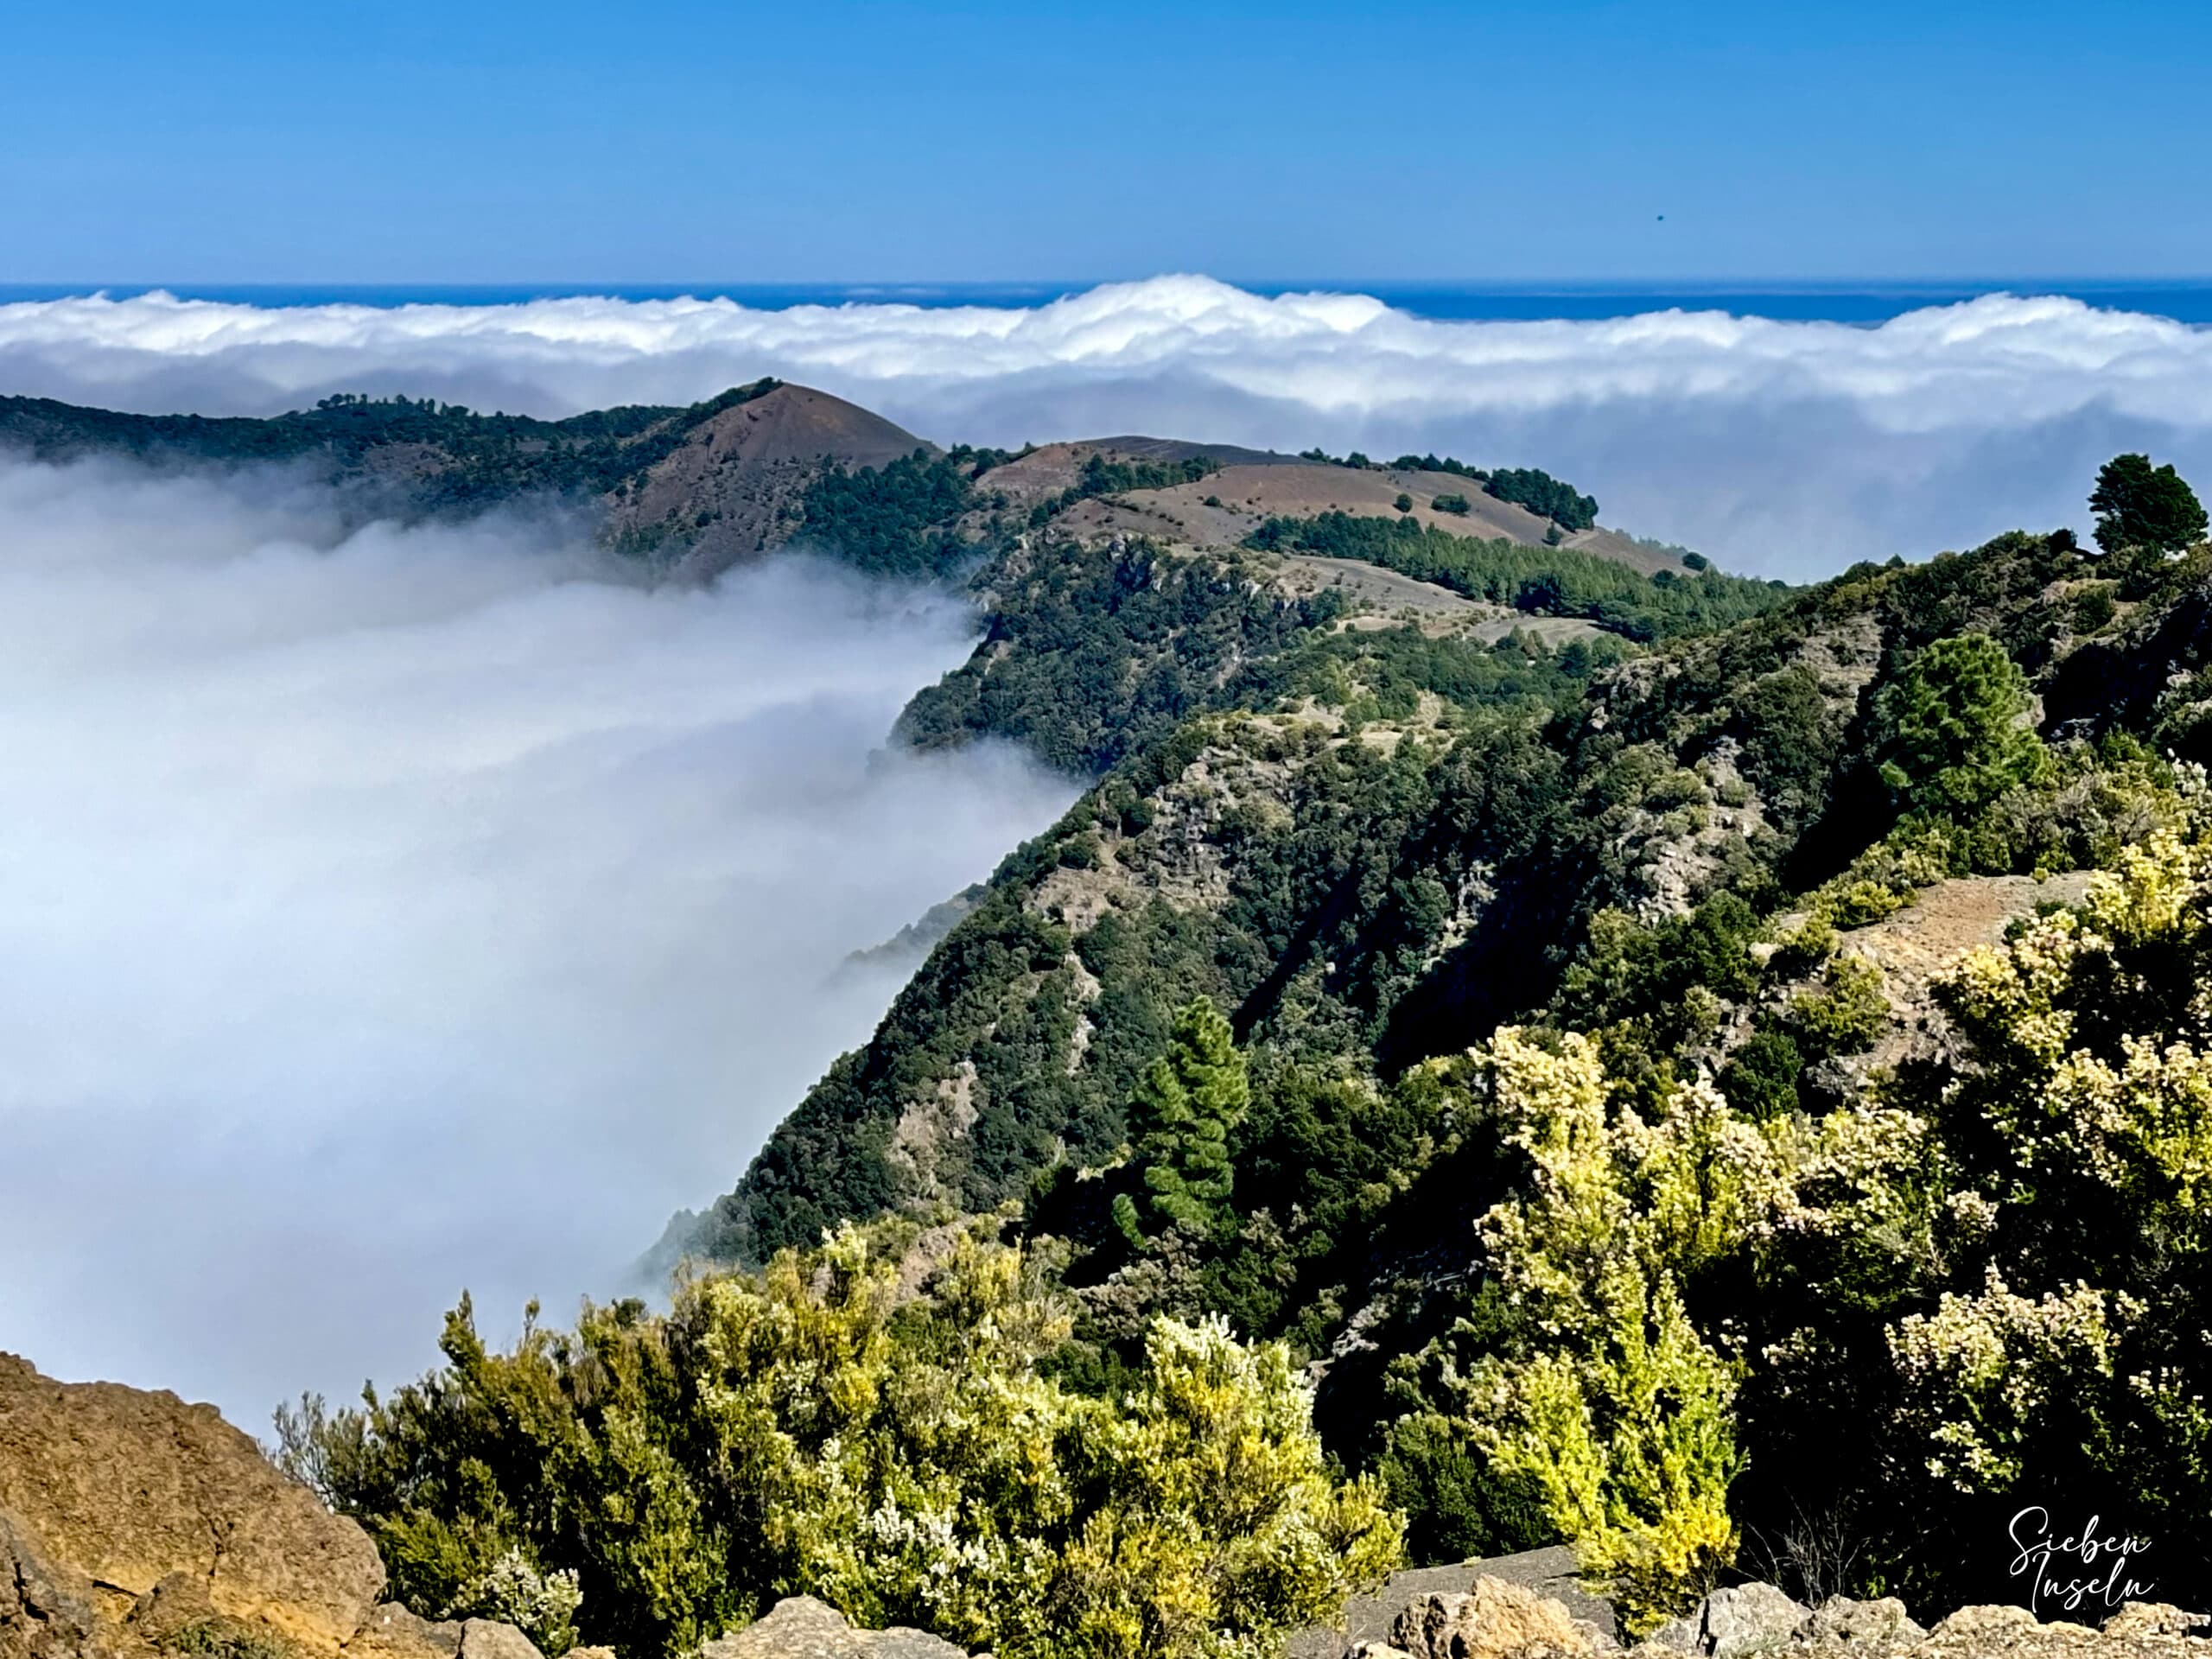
699, 1597, 973, 1658
0, 1352, 383, 1655
1300, 1565, 2211, 1659
1386, 1574, 1608, 1658
1649, 1585, 1812, 1656
1793, 1600, 1929, 1651
0, 1355, 539, 1659
1291, 1548, 1617, 1659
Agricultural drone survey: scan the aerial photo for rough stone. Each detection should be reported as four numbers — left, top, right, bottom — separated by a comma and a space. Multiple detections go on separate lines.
454, 1622, 544, 1659
346, 1605, 467, 1659
1793, 1599, 1928, 1649
700, 1595, 974, 1658
2098, 1607, 2208, 1642
1929, 1606, 2044, 1642
1389, 1575, 1598, 1659
0, 1508, 100, 1659
1649, 1585, 1810, 1658
0, 1354, 385, 1656
0, 1353, 550, 1659
1290, 1548, 1618, 1659
124, 1575, 221, 1649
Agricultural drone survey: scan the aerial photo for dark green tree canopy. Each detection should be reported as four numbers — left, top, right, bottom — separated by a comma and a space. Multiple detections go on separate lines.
2089, 452, 2207, 555
1113, 995, 1250, 1247
1872, 632, 2050, 817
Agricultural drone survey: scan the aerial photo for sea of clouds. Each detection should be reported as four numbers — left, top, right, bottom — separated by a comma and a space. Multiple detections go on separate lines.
0, 456, 1073, 1423
10, 276, 2212, 576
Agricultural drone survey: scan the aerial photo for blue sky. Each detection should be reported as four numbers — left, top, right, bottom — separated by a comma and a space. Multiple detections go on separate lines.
6, 0, 2211, 284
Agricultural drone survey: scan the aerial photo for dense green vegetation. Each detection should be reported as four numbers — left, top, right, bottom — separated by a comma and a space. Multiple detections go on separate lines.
0, 383, 784, 515
1245, 512, 1789, 640
1109, 997, 1249, 1247
644, 459, 2212, 1648
278, 1221, 1399, 1659
895, 541, 1338, 772
798, 448, 978, 577
61, 382, 2212, 1649
1481, 466, 1599, 531
1388, 452, 1484, 479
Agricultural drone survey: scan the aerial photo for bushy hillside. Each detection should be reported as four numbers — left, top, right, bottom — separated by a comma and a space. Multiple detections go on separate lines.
696, 526, 2111, 1263
640, 469, 2212, 1641
44, 386, 2212, 1654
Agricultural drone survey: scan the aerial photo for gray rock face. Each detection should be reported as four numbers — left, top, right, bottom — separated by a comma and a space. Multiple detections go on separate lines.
456, 1622, 548, 1659
700, 1596, 973, 1659
348, 1605, 467, 1659
1793, 1599, 1928, 1650
1649, 1585, 1811, 1658
0, 1509, 99, 1659
1928, 1606, 2041, 1642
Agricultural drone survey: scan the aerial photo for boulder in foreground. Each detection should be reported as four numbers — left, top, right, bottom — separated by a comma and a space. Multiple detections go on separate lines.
0, 1353, 543, 1659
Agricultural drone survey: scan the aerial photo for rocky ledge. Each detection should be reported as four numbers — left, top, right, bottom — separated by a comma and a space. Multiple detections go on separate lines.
0, 1351, 576, 1659
1311, 1562, 2209, 1659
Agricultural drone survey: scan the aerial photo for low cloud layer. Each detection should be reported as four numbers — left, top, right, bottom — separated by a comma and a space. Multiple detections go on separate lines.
8, 278, 2212, 576
0, 457, 1073, 1424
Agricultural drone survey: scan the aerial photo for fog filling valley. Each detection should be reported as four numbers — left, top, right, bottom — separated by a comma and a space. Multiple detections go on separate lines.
0, 457, 1075, 1423
15, 278, 2212, 575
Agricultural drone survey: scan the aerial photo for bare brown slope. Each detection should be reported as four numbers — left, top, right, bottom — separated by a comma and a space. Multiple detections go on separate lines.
980, 442, 1671, 574
606, 384, 936, 574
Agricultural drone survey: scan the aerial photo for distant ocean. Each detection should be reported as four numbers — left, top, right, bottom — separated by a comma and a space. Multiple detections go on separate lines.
13, 279, 2212, 324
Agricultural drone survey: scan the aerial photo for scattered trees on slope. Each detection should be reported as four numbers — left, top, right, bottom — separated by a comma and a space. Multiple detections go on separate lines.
1245, 512, 1789, 640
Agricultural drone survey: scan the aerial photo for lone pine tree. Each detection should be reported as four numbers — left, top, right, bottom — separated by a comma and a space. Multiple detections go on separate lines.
1113, 996, 1251, 1248
2090, 452, 2207, 555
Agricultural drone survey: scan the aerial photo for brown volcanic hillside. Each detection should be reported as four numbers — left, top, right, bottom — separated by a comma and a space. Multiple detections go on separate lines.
606, 384, 936, 573
976, 439, 1669, 573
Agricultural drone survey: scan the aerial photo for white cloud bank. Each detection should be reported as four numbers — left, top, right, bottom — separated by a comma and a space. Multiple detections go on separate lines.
0, 457, 1074, 1425
8, 277, 2212, 577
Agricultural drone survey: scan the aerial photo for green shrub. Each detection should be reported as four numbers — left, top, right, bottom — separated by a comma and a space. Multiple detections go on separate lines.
279, 1225, 1401, 1659
2070, 582, 2118, 633
1719, 1025, 1804, 1120
1786, 956, 1890, 1060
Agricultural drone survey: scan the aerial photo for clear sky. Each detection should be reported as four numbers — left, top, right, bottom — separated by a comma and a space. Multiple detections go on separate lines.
6, 0, 2211, 285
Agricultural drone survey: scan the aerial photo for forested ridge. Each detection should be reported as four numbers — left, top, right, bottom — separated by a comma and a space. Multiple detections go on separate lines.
30, 387, 2212, 1656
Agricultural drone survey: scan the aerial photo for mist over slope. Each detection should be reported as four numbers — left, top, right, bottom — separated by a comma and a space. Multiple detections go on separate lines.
0, 456, 1074, 1422
9, 278, 2212, 574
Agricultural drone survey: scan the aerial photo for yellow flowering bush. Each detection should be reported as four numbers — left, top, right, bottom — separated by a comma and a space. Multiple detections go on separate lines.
281, 1222, 1399, 1659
